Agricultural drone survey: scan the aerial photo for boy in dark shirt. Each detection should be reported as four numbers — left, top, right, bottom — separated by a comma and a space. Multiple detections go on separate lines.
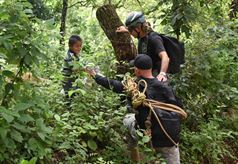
62, 35, 83, 107
85, 54, 182, 163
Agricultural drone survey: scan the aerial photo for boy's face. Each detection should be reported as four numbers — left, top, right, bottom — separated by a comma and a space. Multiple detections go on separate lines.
70, 41, 82, 55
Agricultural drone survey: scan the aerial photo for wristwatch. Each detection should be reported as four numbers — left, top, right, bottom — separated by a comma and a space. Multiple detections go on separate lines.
159, 72, 167, 76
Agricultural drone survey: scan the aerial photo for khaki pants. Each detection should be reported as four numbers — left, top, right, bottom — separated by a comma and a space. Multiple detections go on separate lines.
156, 146, 180, 164
123, 114, 180, 164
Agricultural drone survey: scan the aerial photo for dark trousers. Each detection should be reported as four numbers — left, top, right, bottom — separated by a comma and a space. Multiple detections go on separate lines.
63, 81, 78, 109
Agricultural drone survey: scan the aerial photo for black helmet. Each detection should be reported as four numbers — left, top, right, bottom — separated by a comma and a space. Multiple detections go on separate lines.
125, 11, 145, 27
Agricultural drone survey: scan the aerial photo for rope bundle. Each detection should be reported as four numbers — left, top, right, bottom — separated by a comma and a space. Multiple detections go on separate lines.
122, 75, 187, 146
122, 76, 147, 109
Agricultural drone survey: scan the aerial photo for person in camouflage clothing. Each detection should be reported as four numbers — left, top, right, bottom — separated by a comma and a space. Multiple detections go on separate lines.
62, 35, 83, 107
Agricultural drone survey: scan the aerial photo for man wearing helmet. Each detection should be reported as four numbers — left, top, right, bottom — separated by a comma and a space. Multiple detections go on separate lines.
116, 11, 169, 82
116, 12, 181, 163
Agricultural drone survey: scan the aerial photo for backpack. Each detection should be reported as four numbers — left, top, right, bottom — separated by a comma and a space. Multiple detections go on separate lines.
144, 32, 185, 74
137, 79, 182, 146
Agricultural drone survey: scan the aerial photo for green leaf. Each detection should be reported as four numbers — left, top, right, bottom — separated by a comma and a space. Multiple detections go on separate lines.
0, 127, 8, 141
171, 16, 177, 26
175, 13, 184, 20
59, 141, 71, 149
36, 118, 52, 133
83, 123, 98, 130
0, 52, 7, 59
24, 54, 32, 65
4, 137, 16, 149
27, 138, 48, 157
87, 140, 97, 151
54, 114, 60, 121
45, 18, 55, 27
3, 42, 13, 50
29, 157, 37, 164
28, 138, 38, 151
20, 159, 29, 164
37, 132, 46, 140
73, 61, 84, 70
10, 129, 23, 143
1, 112, 14, 122
136, 130, 144, 137
78, 89, 86, 95
18, 114, 34, 123
68, 89, 86, 97
142, 136, 150, 143
24, 9, 33, 15
15, 103, 33, 111
68, 90, 74, 97
4, 83, 14, 95
0, 12, 9, 21
28, 138, 44, 154
0, 106, 19, 123
2, 70, 15, 78
12, 122, 31, 133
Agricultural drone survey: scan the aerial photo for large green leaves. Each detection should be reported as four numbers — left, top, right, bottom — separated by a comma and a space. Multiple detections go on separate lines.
15, 103, 33, 111
35, 118, 53, 142
0, 106, 20, 123
87, 140, 97, 151
20, 157, 37, 164
10, 129, 23, 143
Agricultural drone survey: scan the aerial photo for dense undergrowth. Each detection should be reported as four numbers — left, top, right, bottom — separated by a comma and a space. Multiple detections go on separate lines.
0, 0, 238, 163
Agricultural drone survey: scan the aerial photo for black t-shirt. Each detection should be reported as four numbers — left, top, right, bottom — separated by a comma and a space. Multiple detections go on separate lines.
94, 74, 181, 147
138, 32, 166, 71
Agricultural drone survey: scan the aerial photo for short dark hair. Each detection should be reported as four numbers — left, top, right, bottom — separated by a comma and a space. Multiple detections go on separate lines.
68, 35, 82, 47
129, 54, 152, 70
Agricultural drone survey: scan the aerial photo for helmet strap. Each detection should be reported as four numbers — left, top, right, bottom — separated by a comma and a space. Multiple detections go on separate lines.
136, 29, 140, 38
135, 23, 143, 38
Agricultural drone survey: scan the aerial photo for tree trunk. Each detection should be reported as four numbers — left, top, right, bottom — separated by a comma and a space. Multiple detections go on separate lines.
230, 0, 238, 19
60, 0, 68, 45
96, 5, 137, 73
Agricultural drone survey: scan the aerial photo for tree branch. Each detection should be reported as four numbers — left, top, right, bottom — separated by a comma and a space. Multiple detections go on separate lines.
144, 2, 161, 15
60, 0, 68, 45
67, 0, 88, 8
114, 0, 125, 8
136, 0, 143, 11
1, 59, 24, 107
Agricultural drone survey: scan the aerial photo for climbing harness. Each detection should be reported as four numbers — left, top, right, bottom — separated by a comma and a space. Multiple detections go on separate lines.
122, 75, 187, 147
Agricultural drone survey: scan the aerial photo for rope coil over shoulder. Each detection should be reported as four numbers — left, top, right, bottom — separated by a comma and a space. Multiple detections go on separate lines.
122, 75, 187, 147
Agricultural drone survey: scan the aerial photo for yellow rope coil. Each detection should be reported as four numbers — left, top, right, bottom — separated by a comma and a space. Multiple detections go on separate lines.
122, 75, 188, 146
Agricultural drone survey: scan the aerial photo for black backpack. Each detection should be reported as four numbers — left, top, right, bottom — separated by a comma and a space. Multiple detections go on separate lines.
144, 32, 185, 74
137, 79, 182, 146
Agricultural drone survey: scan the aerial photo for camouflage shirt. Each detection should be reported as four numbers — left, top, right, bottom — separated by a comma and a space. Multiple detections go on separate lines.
62, 50, 80, 84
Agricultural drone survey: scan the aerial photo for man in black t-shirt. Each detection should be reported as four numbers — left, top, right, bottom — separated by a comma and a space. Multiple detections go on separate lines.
85, 54, 181, 163
117, 12, 169, 82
